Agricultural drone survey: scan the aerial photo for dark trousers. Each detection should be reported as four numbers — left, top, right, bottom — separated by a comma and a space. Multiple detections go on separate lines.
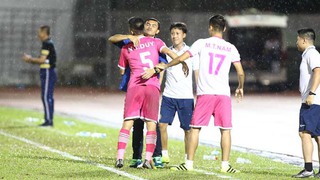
40, 68, 56, 124
132, 119, 162, 159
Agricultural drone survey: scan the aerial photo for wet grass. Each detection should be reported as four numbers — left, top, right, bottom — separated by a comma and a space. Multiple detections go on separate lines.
0, 107, 301, 179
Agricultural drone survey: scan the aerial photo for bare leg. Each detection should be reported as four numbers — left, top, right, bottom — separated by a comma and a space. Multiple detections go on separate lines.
315, 136, 320, 166
187, 128, 201, 161
300, 132, 313, 163
220, 129, 231, 161
122, 119, 134, 131
159, 123, 168, 150
184, 130, 191, 155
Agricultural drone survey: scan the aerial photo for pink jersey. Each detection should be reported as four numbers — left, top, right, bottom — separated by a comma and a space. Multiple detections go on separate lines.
118, 36, 166, 90
187, 36, 241, 96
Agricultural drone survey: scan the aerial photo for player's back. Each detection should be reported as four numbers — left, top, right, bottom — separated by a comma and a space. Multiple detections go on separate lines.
119, 36, 166, 90
192, 36, 240, 96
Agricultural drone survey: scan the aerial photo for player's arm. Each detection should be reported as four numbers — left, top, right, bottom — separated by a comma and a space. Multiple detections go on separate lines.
108, 34, 139, 46
193, 69, 199, 85
22, 53, 47, 64
156, 51, 190, 74
306, 67, 320, 105
159, 71, 165, 85
233, 62, 245, 102
118, 48, 128, 75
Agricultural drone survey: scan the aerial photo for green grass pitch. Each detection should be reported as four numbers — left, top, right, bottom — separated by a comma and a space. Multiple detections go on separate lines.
0, 107, 301, 179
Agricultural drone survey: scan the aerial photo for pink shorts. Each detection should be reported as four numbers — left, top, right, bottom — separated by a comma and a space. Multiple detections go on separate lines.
191, 95, 232, 129
124, 85, 160, 122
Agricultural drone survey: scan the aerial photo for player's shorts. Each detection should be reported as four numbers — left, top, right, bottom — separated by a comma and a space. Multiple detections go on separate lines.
159, 96, 194, 130
299, 103, 320, 137
191, 95, 232, 129
123, 85, 160, 122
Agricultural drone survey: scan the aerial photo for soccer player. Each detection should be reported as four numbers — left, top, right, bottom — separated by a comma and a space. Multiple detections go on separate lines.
22, 25, 57, 127
109, 18, 171, 168
159, 22, 199, 164
156, 15, 245, 173
292, 28, 320, 178
115, 17, 180, 169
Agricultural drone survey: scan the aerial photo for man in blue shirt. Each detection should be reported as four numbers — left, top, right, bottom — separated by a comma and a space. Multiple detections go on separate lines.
22, 25, 57, 127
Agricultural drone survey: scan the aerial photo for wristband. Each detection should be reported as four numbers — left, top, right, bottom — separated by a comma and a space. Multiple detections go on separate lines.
154, 67, 160, 74
309, 91, 316, 96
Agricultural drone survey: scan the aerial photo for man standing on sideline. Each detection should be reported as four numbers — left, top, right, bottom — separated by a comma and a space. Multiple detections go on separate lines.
292, 28, 320, 178
22, 25, 57, 127
157, 15, 244, 173
159, 22, 199, 164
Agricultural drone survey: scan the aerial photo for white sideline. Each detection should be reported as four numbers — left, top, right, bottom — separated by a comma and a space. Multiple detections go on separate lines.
0, 130, 146, 180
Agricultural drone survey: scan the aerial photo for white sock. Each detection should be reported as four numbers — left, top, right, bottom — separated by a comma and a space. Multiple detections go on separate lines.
221, 161, 229, 169
185, 160, 193, 169
162, 150, 168, 157
184, 154, 187, 161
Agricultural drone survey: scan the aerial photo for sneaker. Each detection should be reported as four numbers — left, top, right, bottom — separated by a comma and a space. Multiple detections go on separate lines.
162, 155, 170, 164
39, 122, 53, 127
221, 165, 240, 173
115, 159, 124, 168
153, 156, 164, 168
170, 163, 193, 171
129, 159, 142, 168
137, 159, 154, 169
315, 171, 320, 178
292, 169, 314, 178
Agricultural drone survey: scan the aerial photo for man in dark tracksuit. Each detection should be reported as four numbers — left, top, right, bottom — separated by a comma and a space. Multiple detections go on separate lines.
22, 25, 57, 127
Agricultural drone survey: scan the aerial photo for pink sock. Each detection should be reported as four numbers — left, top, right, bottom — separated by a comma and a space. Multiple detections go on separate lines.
145, 131, 157, 161
117, 128, 130, 160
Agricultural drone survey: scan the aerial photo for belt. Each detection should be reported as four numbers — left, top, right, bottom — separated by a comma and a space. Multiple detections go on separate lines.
40, 64, 51, 69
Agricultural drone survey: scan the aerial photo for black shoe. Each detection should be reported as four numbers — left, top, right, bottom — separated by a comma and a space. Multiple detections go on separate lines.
292, 169, 314, 178
115, 159, 124, 168
39, 122, 53, 127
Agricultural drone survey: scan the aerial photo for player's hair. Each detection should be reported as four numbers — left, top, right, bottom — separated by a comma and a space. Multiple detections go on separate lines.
128, 17, 144, 34
297, 28, 316, 42
145, 17, 161, 30
169, 22, 187, 34
209, 14, 226, 32
40, 25, 50, 35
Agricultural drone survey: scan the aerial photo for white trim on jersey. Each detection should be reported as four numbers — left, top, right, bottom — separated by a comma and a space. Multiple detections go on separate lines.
44, 69, 50, 121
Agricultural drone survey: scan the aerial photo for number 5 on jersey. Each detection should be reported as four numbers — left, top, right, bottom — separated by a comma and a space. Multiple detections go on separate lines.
209, 52, 226, 75
140, 51, 154, 70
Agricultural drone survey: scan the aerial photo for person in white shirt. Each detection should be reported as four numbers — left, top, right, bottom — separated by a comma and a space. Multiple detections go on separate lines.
159, 22, 199, 164
292, 28, 320, 178
157, 15, 245, 173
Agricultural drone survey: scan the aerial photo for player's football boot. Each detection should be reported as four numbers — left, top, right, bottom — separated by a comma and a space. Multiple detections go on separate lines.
115, 159, 124, 168
39, 122, 53, 127
162, 155, 170, 164
292, 169, 314, 178
314, 171, 320, 178
153, 156, 164, 168
137, 159, 155, 169
221, 165, 240, 173
129, 159, 142, 168
170, 163, 193, 171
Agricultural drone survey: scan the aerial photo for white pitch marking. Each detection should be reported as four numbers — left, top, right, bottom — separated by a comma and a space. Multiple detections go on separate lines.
0, 130, 146, 180
194, 169, 236, 179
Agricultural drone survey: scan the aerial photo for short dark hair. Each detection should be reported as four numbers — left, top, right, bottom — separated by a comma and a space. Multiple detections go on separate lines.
128, 17, 144, 34
145, 17, 160, 30
40, 25, 50, 35
170, 22, 187, 34
209, 14, 226, 32
297, 28, 316, 42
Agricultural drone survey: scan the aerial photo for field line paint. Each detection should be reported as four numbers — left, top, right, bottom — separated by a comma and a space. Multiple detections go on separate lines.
194, 169, 236, 179
0, 130, 146, 180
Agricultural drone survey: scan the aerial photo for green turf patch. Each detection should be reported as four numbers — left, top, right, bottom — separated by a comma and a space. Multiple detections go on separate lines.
0, 107, 301, 179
